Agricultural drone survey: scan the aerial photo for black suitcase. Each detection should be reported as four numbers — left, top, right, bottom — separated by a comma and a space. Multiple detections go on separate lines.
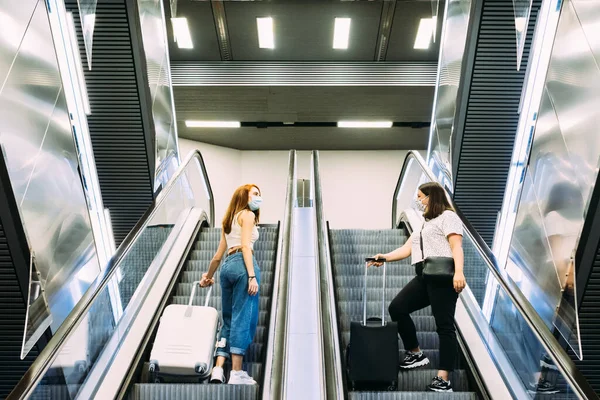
347, 258, 399, 391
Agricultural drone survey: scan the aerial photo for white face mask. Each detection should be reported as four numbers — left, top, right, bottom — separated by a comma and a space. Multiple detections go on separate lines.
416, 196, 428, 212
248, 195, 263, 211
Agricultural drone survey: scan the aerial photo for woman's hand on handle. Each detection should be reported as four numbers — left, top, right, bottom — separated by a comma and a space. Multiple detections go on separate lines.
248, 277, 259, 296
453, 271, 466, 293
367, 254, 386, 268
200, 272, 214, 287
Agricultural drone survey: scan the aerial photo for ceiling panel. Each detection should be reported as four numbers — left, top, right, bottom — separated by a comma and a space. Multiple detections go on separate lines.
179, 125, 429, 150
173, 86, 435, 122
224, 1, 383, 61
167, 1, 221, 61
387, 1, 443, 61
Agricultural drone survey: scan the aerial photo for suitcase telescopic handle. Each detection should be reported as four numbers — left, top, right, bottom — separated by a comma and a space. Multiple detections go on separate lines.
189, 281, 212, 307
363, 258, 387, 326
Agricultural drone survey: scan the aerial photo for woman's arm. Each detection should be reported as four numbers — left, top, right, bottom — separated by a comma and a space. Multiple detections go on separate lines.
370, 239, 412, 266
448, 234, 466, 293
240, 211, 257, 277
206, 230, 227, 280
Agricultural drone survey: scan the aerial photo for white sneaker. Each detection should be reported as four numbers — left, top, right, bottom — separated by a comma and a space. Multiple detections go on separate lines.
228, 370, 256, 385
210, 366, 225, 384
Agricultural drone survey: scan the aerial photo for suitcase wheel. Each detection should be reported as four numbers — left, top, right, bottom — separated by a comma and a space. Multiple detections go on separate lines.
388, 382, 397, 391
148, 361, 160, 383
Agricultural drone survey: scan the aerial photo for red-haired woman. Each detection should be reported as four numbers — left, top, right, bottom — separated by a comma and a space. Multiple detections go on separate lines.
200, 184, 263, 385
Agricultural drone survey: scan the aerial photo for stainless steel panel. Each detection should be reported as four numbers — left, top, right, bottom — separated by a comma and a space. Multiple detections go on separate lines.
572, 0, 600, 68
138, 0, 179, 185
0, 0, 38, 81
0, 0, 100, 356
428, 0, 472, 184
506, 0, 600, 360
545, 0, 600, 211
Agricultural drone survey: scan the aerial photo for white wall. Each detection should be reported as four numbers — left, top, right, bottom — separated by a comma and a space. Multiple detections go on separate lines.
179, 139, 419, 229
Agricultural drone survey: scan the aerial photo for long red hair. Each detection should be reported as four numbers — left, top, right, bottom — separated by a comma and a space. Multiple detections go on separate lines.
222, 184, 261, 234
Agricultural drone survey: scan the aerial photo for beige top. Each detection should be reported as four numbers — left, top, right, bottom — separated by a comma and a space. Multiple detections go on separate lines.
225, 211, 259, 250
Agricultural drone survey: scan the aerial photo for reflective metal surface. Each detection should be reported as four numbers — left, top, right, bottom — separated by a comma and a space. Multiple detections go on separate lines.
427, 0, 473, 185
513, 0, 534, 70
507, 0, 600, 360
76, 0, 97, 68
137, 0, 180, 190
392, 151, 597, 400
8, 149, 215, 400
0, 0, 100, 357
262, 150, 296, 400
312, 151, 344, 400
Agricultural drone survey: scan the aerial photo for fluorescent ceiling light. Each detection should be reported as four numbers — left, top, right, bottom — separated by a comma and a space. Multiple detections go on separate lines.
257, 17, 275, 49
414, 18, 435, 50
338, 121, 393, 128
172, 18, 193, 49
333, 18, 351, 49
185, 121, 241, 128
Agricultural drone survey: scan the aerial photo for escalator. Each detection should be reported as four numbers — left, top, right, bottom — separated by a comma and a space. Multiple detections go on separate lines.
128, 225, 279, 399
7, 149, 293, 400
312, 150, 596, 400
328, 228, 477, 398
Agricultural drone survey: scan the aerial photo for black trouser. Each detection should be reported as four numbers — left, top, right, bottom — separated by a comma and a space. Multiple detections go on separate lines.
388, 275, 458, 371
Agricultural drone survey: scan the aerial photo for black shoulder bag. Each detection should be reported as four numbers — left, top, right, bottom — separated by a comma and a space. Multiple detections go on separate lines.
416, 223, 455, 282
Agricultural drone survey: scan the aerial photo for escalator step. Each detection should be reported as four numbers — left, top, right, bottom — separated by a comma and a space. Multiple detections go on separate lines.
131, 384, 258, 400
349, 392, 478, 400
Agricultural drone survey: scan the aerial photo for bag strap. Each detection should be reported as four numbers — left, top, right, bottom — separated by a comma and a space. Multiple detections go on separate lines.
419, 223, 426, 260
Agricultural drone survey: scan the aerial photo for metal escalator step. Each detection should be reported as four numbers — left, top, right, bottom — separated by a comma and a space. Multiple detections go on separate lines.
185, 260, 276, 273
179, 271, 274, 286
194, 241, 277, 252
397, 369, 469, 392
132, 383, 258, 400
338, 302, 432, 317
340, 316, 437, 333
190, 250, 276, 261
139, 362, 263, 384
333, 262, 413, 274
337, 288, 415, 301
336, 276, 419, 288
171, 295, 271, 312
341, 332, 440, 350
349, 392, 478, 400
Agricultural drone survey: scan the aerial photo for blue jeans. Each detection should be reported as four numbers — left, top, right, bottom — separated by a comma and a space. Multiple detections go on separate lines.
215, 253, 260, 358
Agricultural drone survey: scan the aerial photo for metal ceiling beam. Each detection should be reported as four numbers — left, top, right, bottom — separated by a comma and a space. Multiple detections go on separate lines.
211, 1, 233, 60
374, 0, 396, 61
170, 61, 437, 86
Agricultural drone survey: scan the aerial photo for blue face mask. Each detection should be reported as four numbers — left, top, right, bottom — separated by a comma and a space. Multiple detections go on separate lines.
248, 195, 263, 211
416, 196, 428, 212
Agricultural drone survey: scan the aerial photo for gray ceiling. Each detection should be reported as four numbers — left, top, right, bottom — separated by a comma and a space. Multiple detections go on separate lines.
166, 0, 442, 150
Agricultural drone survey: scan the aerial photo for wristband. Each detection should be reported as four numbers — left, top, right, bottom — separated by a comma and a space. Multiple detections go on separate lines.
248, 276, 256, 281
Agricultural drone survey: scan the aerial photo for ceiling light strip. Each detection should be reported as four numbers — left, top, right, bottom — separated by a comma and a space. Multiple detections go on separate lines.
257, 17, 275, 49
172, 18, 193, 49
185, 121, 241, 128
338, 121, 393, 128
333, 18, 351, 49
414, 18, 435, 50
170, 62, 437, 86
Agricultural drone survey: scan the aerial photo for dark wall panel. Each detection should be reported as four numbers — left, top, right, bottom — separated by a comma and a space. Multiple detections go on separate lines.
65, 0, 155, 245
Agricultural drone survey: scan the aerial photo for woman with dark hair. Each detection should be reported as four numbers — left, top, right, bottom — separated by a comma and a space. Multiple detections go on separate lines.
370, 182, 466, 392
200, 184, 263, 385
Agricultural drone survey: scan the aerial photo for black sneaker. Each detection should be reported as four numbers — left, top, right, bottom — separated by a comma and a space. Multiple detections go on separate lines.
540, 354, 559, 371
427, 376, 453, 392
399, 351, 430, 370
528, 379, 559, 394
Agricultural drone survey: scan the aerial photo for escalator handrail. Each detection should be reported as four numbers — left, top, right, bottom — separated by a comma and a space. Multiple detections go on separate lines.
8, 150, 214, 400
392, 150, 597, 400
312, 150, 345, 399
262, 150, 296, 400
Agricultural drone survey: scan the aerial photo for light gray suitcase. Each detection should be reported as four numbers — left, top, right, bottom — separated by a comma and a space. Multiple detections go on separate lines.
148, 281, 219, 381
